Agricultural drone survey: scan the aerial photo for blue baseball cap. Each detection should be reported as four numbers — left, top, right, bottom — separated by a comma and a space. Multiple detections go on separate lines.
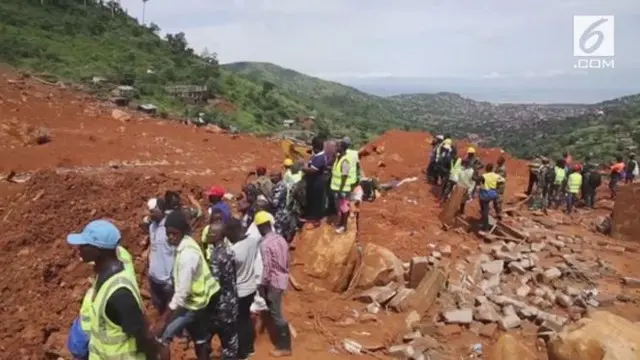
67, 220, 121, 249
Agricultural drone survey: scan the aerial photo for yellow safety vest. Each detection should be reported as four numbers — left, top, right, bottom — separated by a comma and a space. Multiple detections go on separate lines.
85, 268, 144, 359
79, 246, 135, 332
449, 158, 462, 180
554, 166, 566, 185
201, 225, 212, 260
173, 236, 220, 311
567, 172, 582, 194
482, 172, 501, 190
346, 149, 361, 179
116, 246, 136, 287
330, 155, 357, 191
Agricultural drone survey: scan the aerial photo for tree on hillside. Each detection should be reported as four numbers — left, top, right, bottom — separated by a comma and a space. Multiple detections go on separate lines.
166, 32, 192, 55
201, 48, 218, 66
148, 22, 160, 34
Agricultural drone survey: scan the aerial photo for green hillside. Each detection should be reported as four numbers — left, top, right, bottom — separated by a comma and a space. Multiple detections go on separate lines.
223, 62, 416, 138
519, 94, 640, 162
0, 0, 327, 135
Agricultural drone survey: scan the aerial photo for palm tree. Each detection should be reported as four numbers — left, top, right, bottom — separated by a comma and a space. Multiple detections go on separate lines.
142, 0, 149, 25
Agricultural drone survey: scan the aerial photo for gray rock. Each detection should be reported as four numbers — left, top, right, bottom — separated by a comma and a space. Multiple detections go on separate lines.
556, 294, 572, 308
531, 242, 546, 252
564, 286, 581, 297
499, 315, 522, 330
508, 262, 527, 275
542, 267, 562, 282
442, 308, 473, 324
474, 295, 489, 305
622, 277, 640, 287
503, 305, 517, 317
516, 285, 531, 298
388, 344, 415, 359
481, 260, 505, 275
474, 303, 501, 323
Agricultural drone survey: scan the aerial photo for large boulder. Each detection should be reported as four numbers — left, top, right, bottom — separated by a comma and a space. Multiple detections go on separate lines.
353, 243, 404, 289
488, 333, 537, 360
293, 222, 358, 292
547, 310, 640, 360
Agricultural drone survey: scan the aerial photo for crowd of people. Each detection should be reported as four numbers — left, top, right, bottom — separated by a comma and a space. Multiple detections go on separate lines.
428, 134, 639, 230
64, 135, 367, 360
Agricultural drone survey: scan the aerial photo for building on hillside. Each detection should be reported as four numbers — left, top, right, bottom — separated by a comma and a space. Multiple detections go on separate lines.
165, 85, 208, 103
137, 104, 157, 115
282, 119, 295, 128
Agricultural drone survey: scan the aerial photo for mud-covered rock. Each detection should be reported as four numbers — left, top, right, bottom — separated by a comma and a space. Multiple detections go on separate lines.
547, 310, 640, 360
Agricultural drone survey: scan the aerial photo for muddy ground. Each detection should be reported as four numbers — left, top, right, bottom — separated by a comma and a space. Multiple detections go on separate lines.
1, 69, 640, 360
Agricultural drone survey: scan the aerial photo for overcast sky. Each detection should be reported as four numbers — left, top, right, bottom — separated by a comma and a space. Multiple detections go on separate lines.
119, 0, 639, 80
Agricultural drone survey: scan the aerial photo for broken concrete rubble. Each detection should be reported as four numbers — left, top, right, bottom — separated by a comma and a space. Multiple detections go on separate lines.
408, 256, 429, 288
442, 308, 473, 324
354, 283, 398, 304
388, 288, 415, 312
406, 269, 445, 316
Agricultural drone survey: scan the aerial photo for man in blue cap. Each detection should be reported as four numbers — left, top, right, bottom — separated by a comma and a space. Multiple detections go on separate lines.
67, 219, 158, 359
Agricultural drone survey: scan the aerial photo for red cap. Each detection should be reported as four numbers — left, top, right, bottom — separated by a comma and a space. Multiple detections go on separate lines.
206, 186, 225, 197
573, 164, 582, 171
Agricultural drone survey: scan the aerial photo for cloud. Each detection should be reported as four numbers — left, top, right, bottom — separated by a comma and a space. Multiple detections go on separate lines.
119, 0, 640, 78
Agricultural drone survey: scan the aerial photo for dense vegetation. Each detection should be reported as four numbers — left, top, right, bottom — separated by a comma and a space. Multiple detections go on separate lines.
513, 94, 640, 162
223, 62, 419, 140
0, 0, 320, 133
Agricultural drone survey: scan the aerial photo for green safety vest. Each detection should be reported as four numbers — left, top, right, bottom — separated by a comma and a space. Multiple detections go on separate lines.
79, 246, 135, 332
554, 166, 566, 185
85, 268, 144, 359
330, 155, 357, 191
172, 236, 220, 311
449, 158, 462, 181
567, 172, 582, 194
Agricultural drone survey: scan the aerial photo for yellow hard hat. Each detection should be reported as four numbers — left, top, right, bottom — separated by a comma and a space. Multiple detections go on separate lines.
283, 158, 294, 167
254, 211, 272, 225
443, 138, 452, 146
467, 147, 476, 154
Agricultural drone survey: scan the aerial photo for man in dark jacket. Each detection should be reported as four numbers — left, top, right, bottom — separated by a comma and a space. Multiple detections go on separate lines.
581, 156, 599, 208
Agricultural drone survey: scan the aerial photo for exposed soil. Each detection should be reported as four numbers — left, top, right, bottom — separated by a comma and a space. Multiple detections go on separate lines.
1, 68, 640, 360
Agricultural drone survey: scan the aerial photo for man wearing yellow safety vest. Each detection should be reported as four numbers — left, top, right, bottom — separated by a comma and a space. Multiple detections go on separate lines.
478, 163, 505, 231
331, 140, 359, 233
566, 164, 583, 214
550, 159, 567, 209
341, 136, 362, 183
158, 210, 221, 360
67, 219, 158, 359
72, 219, 139, 354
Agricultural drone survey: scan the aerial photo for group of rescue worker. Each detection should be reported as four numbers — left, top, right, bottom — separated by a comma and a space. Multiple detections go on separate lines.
64, 135, 369, 360
427, 135, 638, 230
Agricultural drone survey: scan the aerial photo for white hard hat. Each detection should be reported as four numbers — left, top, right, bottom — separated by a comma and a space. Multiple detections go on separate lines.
436, 135, 444, 140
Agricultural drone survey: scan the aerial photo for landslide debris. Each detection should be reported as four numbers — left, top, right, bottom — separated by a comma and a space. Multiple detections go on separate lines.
0, 170, 203, 357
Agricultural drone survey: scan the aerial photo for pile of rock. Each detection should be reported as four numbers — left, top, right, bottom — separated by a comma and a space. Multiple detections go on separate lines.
431, 219, 633, 349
